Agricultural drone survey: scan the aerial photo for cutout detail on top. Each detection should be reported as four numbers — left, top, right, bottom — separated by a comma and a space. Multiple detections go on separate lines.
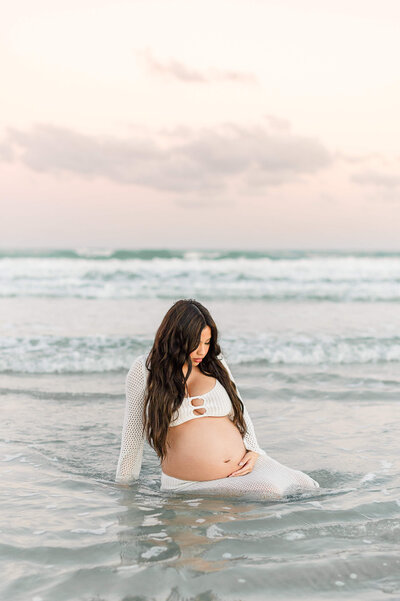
191, 398, 205, 407
191, 397, 206, 415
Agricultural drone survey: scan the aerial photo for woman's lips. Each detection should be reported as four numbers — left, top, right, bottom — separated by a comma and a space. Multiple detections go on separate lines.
193, 358, 202, 362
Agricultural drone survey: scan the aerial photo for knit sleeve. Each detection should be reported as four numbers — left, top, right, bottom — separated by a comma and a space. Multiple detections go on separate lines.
219, 354, 266, 456
115, 355, 147, 484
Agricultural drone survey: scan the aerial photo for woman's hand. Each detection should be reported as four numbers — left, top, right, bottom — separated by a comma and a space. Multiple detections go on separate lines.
227, 451, 259, 477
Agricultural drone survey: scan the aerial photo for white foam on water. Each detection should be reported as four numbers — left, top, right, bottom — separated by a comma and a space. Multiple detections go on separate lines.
141, 546, 165, 559
143, 516, 162, 526
360, 473, 376, 483
150, 531, 168, 539
284, 531, 306, 541
206, 524, 224, 538
2, 453, 25, 462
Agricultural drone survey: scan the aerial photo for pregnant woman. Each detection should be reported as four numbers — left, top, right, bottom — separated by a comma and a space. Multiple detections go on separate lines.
115, 299, 320, 499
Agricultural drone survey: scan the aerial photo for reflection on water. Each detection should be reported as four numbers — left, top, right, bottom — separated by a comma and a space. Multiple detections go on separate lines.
116, 481, 269, 572
2, 382, 400, 600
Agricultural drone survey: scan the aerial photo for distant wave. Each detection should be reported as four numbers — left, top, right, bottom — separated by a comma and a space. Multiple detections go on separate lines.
1, 248, 400, 261
1, 333, 400, 373
1, 250, 400, 300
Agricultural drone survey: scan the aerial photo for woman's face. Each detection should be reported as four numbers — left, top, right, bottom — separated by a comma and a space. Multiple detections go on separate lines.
189, 325, 212, 365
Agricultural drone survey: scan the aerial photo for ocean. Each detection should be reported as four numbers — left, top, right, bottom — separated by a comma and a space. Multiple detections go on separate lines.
1, 248, 400, 600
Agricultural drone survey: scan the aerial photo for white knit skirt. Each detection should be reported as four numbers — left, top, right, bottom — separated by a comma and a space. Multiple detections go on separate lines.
160, 453, 320, 500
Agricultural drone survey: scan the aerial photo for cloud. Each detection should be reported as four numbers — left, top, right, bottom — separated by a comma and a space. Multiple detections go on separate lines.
333, 150, 384, 164
263, 114, 292, 133
0, 142, 13, 161
137, 48, 258, 84
2, 121, 333, 195
351, 168, 400, 189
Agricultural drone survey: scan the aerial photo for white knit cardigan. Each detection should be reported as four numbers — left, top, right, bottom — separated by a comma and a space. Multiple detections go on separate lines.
115, 353, 266, 484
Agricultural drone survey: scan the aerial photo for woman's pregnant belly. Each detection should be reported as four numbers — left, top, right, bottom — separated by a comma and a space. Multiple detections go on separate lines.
161, 416, 248, 481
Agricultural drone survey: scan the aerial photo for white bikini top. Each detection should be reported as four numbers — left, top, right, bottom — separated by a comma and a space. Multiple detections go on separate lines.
170, 376, 234, 427
115, 352, 266, 484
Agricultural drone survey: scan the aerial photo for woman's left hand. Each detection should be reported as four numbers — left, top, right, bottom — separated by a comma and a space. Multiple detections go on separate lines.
227, 451, 259, 477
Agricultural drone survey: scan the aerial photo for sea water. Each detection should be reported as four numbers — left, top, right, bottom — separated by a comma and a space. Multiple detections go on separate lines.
1, 248, 400, 600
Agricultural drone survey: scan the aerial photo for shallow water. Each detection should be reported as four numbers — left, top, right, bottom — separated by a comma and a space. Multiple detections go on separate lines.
2, 364, 400, 600
1, 249, 400, 600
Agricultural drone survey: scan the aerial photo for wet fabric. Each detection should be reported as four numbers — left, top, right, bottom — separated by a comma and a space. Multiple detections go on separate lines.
160, 452, 320, 500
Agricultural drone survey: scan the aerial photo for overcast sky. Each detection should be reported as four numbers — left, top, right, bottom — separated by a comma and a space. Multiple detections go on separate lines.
1, 0, 400, 249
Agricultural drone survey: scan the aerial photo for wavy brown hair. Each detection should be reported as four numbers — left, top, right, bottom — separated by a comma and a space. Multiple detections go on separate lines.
142, 298, 247, 461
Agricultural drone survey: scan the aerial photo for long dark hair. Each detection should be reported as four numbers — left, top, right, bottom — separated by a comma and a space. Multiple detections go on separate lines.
142, 298, 247, 461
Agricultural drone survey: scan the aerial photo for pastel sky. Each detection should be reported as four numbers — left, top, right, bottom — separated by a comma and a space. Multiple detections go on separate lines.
1, 0, 400, 249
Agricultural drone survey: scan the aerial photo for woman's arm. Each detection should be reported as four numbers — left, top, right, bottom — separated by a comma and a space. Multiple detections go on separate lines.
219, 354, 266, 456
115, 355, 147, 484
